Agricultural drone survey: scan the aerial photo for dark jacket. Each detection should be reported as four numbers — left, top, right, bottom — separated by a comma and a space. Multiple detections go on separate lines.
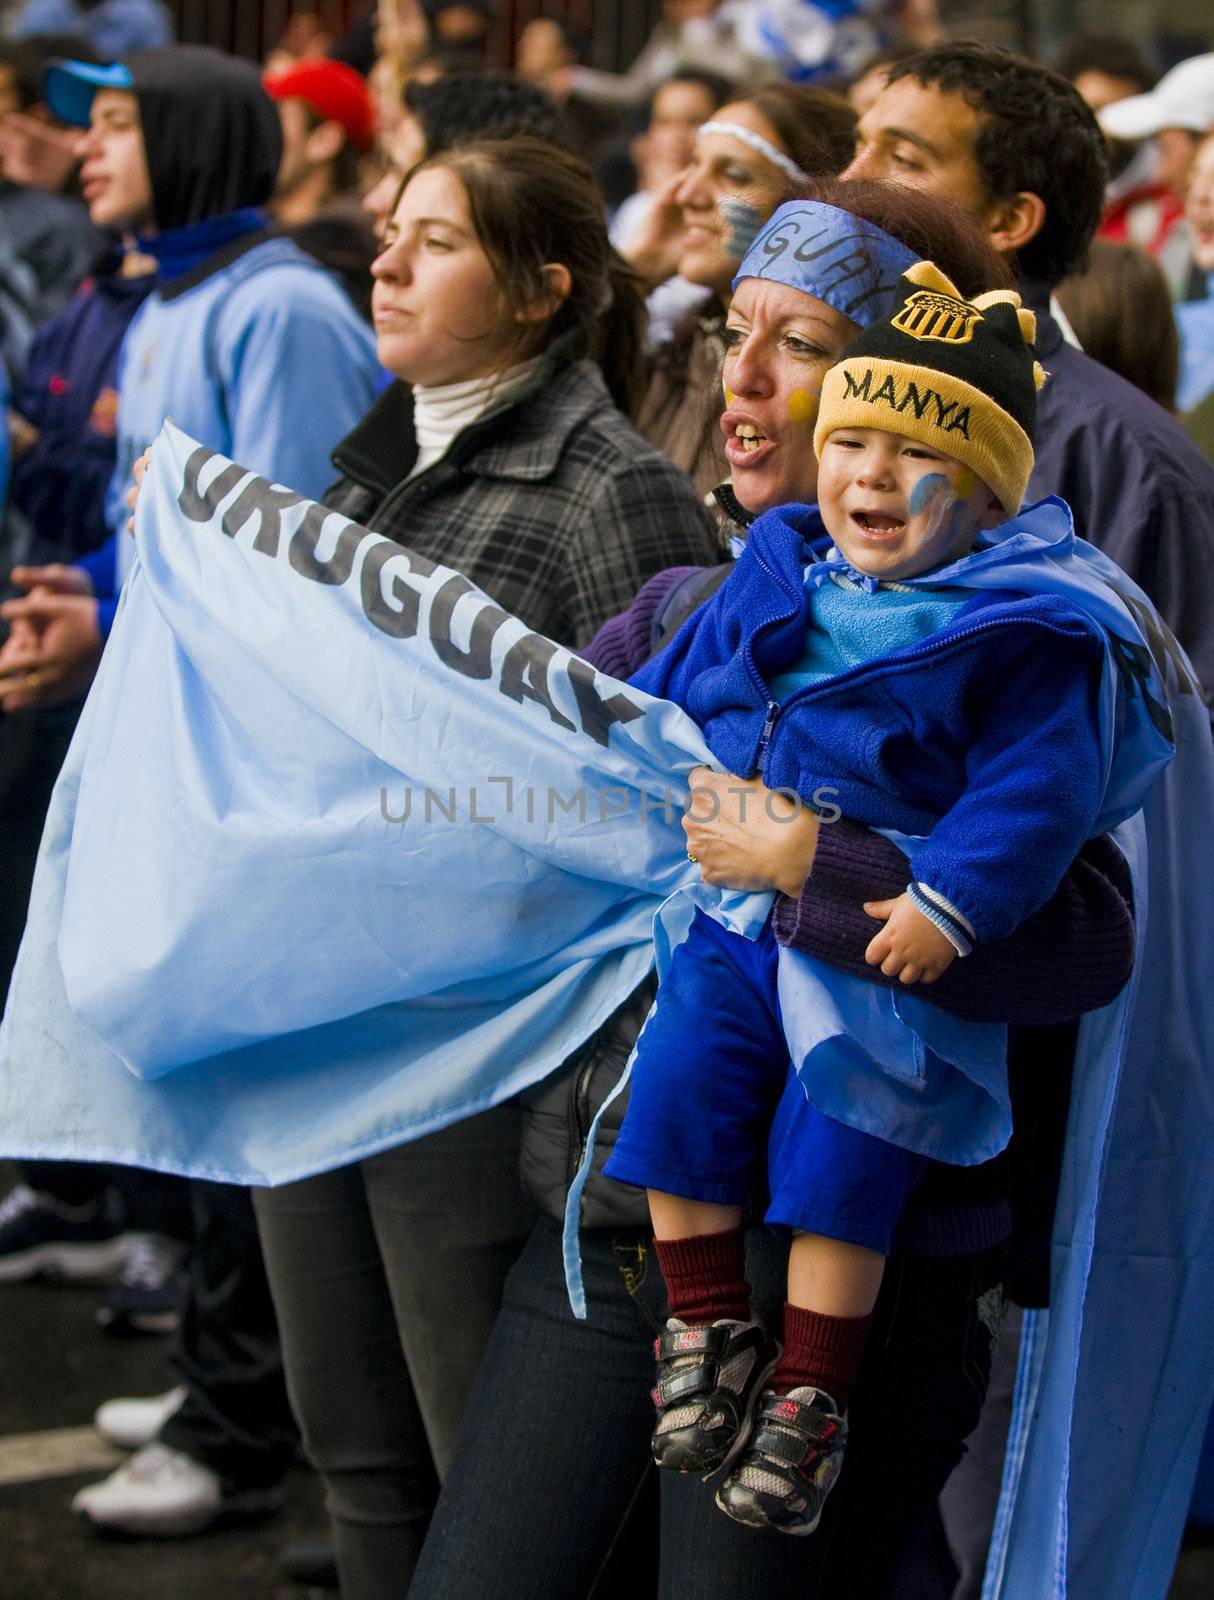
1025, 283, 1214, 723
8, 260, 154, 567
323, 336, 721, 649
0, 183, 105, 328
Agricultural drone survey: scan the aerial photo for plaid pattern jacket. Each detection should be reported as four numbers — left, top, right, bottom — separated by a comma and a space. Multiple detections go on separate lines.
323, 340, 722, 649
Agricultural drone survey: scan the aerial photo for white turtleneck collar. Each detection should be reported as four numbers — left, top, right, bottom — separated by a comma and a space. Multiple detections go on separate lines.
409, 357, 542, 478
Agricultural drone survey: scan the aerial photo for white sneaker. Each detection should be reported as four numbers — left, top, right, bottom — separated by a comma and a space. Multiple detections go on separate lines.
94, 1387, 188, 1451
71, 1442, 282, 1537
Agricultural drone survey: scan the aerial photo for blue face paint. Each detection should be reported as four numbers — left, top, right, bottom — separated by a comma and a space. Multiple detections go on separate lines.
719, 196, 763, 262
909, 472, 951, 517
732, 201, 920, 330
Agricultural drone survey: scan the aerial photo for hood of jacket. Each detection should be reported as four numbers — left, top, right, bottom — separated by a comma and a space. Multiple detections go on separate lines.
127, 46, 282, 232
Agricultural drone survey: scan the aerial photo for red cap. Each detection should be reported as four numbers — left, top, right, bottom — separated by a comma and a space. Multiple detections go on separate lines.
263, 59, 376, 154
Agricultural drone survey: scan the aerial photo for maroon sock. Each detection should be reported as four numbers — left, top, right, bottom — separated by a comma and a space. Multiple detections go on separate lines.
770, 1302, 871, 1410
653, 1228, 752, 1325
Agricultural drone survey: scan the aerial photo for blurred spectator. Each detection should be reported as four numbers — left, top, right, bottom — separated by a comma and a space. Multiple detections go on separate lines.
1056, 32, 1157, 115
264, 58, 380, 318
423, 0, 491, 69
514, 13, 583, 89
8, 0, 172, 56
514, 13, 618, 165
265, 58, 376, 224
0, 39, 106, 328
362, 68, 562, 231
731, 0, 885, 86
1054, 239, 1178, 411
1098, 52, 1214, 295
1176, 130, 1214, 414
560, 1, 772, 111
0, 33, 98, 190
609, 70, 730, 249
263, 11, 335, 76
5, 241, 155, 566
627, 82, 856, 493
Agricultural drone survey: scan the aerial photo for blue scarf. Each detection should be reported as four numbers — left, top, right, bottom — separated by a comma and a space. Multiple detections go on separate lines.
139, 207, 267, 284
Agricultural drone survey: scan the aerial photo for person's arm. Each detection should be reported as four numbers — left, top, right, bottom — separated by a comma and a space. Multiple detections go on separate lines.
680, 769, 1136, 1027
578, 565, 708, 680
564, 29, 671, 108
773, 820, 1135, 1027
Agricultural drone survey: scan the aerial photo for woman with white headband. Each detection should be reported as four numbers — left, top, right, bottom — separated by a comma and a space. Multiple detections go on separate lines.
406, 184, 1137, 1600
624, 82, 856, 495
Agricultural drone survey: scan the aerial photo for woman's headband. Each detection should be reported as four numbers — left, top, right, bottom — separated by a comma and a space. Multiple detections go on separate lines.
732, 200, 921, 330
696, 120, 810, 186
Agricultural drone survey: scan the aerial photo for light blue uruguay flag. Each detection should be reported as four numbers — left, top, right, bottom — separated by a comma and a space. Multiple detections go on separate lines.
0, 421, 766, 1181
1, 426, 1212, 1600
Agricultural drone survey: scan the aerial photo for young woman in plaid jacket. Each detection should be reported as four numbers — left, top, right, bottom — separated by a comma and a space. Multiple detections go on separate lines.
251, 135, 722, 1600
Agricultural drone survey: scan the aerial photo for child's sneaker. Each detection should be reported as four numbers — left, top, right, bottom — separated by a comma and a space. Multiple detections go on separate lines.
650, 1315, 778, 1475
715, 1386, 847, 1535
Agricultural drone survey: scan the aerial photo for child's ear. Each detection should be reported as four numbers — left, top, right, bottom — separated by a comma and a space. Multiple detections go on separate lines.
976, 494, 1005, 531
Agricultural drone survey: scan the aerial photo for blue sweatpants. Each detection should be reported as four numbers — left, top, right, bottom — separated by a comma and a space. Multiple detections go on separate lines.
605, 910, 925, 1255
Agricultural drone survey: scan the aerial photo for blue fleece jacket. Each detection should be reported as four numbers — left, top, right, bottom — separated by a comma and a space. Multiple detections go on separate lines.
630, 501, 1108, 948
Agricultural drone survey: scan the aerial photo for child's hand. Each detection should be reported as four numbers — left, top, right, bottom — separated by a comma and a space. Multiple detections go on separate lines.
863, 893, 958, 984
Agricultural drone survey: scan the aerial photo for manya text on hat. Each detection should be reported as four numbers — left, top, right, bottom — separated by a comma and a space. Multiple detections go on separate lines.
813, 261, 1047, 517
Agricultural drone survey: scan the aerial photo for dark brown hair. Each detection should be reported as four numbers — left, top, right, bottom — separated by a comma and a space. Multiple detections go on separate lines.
739, 82, 858, 181
1054, 240, 1178, 411
410, 135, 647, 418
801, 176, 1017, 298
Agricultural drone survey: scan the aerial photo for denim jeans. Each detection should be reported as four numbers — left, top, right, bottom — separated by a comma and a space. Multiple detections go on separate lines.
407, 1216, 1006, 1600
253, 1104, 535, 1600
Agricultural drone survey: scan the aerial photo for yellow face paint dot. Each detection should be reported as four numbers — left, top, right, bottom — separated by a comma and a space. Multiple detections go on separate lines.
954, 466, 977, 499
724, 386, 735, 405
788, 389, 818, 425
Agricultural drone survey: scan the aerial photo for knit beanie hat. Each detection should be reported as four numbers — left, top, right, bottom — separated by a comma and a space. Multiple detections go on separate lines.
813, 261, 1047, 516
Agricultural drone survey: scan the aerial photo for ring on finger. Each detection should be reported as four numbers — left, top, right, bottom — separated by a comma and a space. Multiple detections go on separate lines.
25, 669, 41, 691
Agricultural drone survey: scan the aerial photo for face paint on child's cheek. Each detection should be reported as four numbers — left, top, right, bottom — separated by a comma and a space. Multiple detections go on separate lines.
724, 385, 735, 405
788, 388, 817, 425
908, 472, 952, 518
718, 196, 763, 260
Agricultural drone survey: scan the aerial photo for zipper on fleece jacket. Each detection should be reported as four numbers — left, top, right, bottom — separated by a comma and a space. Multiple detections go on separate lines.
752, 607, 1097, 782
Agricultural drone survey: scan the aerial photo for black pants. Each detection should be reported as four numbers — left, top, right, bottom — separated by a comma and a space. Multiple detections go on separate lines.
254, 1106, 536, 1600
408, 1217, 1007, 1600
159, 1181, 298, 1486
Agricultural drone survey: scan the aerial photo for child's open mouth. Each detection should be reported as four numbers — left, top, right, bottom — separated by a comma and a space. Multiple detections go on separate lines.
851, 511, 905, 533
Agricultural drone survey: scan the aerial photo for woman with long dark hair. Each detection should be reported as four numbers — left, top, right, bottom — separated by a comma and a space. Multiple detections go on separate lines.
248, 135, 721, 1600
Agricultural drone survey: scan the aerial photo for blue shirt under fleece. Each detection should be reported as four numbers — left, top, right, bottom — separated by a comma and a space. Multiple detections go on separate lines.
769, 569, 971, 702
78, 225, 379, 634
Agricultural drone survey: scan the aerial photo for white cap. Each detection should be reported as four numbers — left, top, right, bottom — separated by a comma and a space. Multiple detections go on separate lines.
1099, 53, 1214, 141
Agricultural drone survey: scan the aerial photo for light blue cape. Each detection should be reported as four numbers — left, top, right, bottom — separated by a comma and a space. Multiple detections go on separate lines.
0, 423, 765, 1182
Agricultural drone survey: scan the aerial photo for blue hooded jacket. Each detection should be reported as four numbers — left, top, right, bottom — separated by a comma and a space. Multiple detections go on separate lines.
630, 500, 1136, 948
